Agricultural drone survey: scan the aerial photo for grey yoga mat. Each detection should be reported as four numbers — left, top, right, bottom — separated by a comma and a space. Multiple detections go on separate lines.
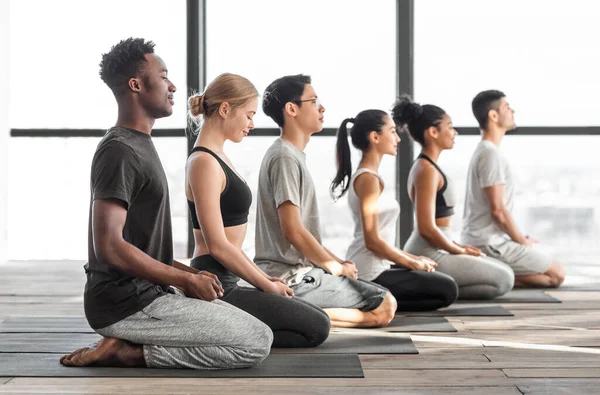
0, 353, 364, 378
0, 333, 101, 353
456, 290, 561, 304
271, 332, 418, 354
406, 305, 514, 317
0, 316, 94, 333
0, 332, 418, 355
379, 316, 457, 332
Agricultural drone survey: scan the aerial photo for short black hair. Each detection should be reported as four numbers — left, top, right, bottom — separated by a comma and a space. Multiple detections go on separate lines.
262, 74, 311, 127
472, 90, 505, 129
99, 37, 155, 96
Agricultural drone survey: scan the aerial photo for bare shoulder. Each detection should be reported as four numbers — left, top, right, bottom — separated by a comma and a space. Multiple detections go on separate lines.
354, 171, 382, 196
187, 151, 222, 176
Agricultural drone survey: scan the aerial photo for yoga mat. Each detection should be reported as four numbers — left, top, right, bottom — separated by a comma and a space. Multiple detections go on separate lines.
0, 316, 94, 333
380, 316, 457, 332
555, 284, 600, 292
0, 353, 364, 378
0, 332, 418, 355
272, 332, 418, 354
456, 290, 561, 304
407, 305, 514, 317
0, 333, 101, 353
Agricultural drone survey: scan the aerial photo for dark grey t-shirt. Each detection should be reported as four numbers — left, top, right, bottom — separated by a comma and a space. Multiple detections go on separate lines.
83, 127, 173, 330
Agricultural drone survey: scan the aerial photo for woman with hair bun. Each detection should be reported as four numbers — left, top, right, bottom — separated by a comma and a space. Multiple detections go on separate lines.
392, 95, 514, 299
331, 109, 458, 311
185, 73, 330, 348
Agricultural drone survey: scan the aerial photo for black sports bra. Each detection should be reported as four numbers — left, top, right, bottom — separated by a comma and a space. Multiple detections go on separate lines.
417, 153, 456, 218
187, 146, 252, 229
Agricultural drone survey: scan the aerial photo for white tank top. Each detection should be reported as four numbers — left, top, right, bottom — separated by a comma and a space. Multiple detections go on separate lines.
345, 168, 400, 281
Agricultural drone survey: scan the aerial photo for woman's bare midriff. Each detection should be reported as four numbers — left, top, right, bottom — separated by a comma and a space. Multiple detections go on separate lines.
192, 223, 247, 258
435, 216, 452, 229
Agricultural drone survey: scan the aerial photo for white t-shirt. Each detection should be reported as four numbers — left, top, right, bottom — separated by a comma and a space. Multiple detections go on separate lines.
346, 168, 400, 281
461, 140, 515, 246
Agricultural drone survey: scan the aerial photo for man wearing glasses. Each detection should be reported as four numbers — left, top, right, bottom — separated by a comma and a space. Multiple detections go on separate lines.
254, 74, 397, 328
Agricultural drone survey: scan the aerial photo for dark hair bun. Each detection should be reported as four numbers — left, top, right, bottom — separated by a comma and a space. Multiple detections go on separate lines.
391, 94, 422, 126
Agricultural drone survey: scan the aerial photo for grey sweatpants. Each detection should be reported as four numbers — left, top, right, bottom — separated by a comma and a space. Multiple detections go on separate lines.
96, 292, 273, 370
404, 229, 515, 300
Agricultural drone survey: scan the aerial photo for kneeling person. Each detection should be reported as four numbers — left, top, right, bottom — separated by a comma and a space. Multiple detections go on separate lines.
60, 38, 272, 370
255, 74, 397, 328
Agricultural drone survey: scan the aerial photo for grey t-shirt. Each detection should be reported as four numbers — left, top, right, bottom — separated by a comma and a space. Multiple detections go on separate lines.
461, 140, 514, 246
254, 138, 319, 286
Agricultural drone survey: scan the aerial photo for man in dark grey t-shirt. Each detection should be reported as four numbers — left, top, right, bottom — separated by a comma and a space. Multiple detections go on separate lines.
255, 74, 397, 328
60, 38, 271, 370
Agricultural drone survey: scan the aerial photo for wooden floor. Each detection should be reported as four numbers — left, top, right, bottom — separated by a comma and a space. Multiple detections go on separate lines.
1, 260, 600, 394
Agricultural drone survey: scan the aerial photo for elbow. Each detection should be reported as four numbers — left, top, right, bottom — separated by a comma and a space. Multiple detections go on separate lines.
417, 226, 436, 244
93, 236, 123, 267
364, 236, 383, 253
490, 208, 504, 223
204, 239, 231, 261
282, 226, 300, 245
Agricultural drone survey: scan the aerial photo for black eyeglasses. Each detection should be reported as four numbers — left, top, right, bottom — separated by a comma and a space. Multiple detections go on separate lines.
293, 97, 322, 108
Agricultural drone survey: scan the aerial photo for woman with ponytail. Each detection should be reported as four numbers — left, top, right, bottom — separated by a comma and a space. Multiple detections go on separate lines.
392, 95, 514, 299
331, 110, 458, 311
185, 73, 330, 348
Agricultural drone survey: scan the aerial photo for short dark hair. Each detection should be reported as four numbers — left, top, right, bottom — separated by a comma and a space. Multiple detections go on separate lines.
99, 37, 155, 96
262, 74, 311, 127
391, 94, 446, 147
472, 90, 505, 129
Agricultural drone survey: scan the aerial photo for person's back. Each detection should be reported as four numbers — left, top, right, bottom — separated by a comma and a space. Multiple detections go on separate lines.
255, 74, 398, 328
329, 108, 459, 311
461, 90, 565, 288
255, 137, 318, 285
346, 168, 398, 281
391, 95, 514, 300
184, 74, 329, 349
61, 38, 272, 370
461, 140, 515, 247
84, 126, 172, 329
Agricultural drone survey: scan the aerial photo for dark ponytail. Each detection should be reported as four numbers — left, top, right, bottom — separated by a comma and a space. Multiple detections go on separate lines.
391, 94, 446, 146
331, 117, 355, 201
331, 109, 389, 201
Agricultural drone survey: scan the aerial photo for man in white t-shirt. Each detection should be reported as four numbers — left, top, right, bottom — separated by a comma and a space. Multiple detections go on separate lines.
461, 90, 565, 288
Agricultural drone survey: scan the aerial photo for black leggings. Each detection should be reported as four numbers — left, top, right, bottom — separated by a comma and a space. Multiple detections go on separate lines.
373, 267, 458, 312
191, 255, 330, 348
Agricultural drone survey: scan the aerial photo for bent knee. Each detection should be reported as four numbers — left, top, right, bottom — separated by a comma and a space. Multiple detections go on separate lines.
441, 276, 460, 305
548, 272, 565, 288
546, 263, 566, 288
498, 270, 516, 295
307, 311, 331, 347
373, 292, 396, 327
239, 321, 273, 366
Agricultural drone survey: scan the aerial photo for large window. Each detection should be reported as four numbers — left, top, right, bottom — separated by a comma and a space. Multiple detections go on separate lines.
7, 138, 188, 260
207, 0, 397, 128
7, 0, 188, 260
414, 0, 600, 126
9, 0, 187, 129
226, 136, 397, 258
207, 0, 398, 259
414, 135, 600, 262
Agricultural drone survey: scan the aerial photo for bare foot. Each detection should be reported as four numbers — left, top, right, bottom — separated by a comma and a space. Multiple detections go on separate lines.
60, 337, 145, 367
